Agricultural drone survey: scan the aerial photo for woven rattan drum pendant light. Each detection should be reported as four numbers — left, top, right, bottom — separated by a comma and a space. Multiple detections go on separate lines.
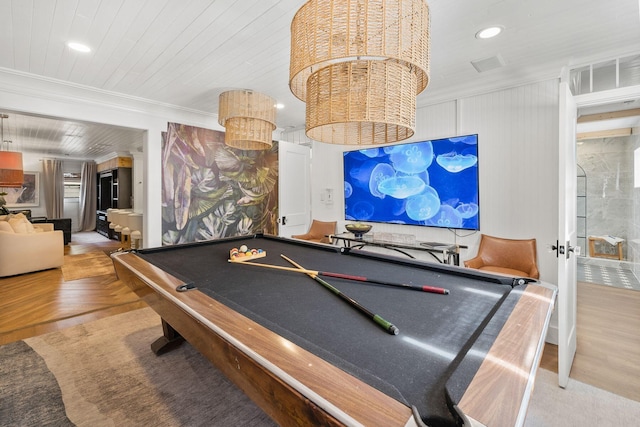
290, 0, 430, 145
218, 90, 277, 150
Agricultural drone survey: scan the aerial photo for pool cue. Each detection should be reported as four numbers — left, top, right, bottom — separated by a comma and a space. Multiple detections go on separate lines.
281, 254, 399, 336
229, 258, 449, 295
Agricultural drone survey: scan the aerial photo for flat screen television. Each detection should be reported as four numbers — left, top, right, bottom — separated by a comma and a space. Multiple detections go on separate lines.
343, 134, 479, 230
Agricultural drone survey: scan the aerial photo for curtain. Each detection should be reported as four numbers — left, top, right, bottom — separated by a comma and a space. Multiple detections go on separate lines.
78, 161, 97, 231
42, 159, 64, 219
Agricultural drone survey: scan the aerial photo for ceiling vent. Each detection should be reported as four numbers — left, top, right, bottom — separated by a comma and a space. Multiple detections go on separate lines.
471, 54, 506, 73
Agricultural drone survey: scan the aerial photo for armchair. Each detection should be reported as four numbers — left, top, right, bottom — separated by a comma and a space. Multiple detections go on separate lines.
464, 234, 539, 279
0, 222, 64, 277
291, 220, 337, 244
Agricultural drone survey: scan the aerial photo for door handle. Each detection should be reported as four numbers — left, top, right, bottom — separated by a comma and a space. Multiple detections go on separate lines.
559, 240, 575, 259
568, 245, 581, 256
550, 240, 579, 259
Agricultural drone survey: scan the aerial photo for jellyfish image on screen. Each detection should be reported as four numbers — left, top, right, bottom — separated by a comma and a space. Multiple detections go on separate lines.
368, 163, 396, 199
456, 202, 479, 219
406, 187, 441, 221
388, 141, 434, 174
378, 175, 427, 199
426, 205, 464, 228
343, 134, 479, 230
436, 152, 477, 173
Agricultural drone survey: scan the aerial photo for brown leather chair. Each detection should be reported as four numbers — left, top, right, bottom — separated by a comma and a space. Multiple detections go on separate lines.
464, 234, 539, 279
291, 220, 337, 244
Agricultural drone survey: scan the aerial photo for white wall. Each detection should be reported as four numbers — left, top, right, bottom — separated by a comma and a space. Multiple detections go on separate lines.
282, 79, 560, 283
458, 81, 559, 282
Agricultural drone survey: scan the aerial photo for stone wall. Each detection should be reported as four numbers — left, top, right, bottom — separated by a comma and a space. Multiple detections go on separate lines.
577, 133, 638, 263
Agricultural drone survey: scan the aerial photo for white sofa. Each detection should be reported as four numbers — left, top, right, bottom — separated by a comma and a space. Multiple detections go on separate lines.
0, 216, 64, 277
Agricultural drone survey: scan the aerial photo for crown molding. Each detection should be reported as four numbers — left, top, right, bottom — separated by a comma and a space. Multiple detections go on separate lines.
0, 67, 217, 122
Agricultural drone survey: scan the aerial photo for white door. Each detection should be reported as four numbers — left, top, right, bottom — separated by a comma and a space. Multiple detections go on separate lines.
557, 82, 578, 388
278, 140, 311, 237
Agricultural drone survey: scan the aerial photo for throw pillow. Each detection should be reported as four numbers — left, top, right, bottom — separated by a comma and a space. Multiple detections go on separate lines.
0, 221, 14, 233
24, 219, 35, 233
7, 213, 27, 221
7, 215, 35, 234
8, 216, 28, 233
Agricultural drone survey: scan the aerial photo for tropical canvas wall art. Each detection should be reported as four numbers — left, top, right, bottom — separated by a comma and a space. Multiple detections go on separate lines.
161, 122, 278, 245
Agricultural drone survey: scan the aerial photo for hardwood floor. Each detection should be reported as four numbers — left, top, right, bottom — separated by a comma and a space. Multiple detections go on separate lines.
0, 232, 146, 345
1, 235, 638, 404
540, 281, 640, 403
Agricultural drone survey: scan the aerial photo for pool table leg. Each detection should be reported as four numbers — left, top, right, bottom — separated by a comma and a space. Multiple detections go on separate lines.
150, 318, 185, 355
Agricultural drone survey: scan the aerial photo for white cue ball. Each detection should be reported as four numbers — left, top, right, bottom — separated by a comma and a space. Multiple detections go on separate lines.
239, 244, 248, 253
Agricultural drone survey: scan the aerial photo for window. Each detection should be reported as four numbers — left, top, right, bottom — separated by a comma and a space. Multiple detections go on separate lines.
64, 172, 81, 198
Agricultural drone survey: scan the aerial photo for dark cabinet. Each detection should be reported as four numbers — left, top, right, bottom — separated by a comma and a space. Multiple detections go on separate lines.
96, 167, 132, 238
97, 168, 132, 211
96, 211, 111, 239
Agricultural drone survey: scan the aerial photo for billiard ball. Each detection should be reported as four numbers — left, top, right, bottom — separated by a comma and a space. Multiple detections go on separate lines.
239, 244, 248, 253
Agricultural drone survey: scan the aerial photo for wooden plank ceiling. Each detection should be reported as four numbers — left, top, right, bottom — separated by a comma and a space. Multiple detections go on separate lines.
0, 0, 638, 159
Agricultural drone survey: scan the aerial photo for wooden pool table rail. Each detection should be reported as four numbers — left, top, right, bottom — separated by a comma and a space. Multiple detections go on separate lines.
457, 284, 556, 427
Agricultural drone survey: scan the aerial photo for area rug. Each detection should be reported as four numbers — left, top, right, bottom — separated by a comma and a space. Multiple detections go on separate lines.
2, 308, 275, 427
525, 368, 640, 426
61, 252, 116, 281
0, 341, 73, 426
2, 308, 640, 427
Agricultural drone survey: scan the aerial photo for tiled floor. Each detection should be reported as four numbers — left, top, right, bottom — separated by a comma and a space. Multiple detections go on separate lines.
577, 263, 640, 291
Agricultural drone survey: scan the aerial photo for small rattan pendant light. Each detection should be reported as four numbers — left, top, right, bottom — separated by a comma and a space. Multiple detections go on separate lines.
218, 90, 277, 150
289, 0, 431, 145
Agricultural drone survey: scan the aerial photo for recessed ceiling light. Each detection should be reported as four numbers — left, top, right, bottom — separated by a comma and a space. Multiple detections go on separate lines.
475, 26, 503, 40
275, 103, 285, 109
67, 41, 91, 53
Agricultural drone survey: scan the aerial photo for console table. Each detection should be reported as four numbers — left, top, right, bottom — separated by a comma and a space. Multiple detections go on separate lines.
328, 233, 467, 266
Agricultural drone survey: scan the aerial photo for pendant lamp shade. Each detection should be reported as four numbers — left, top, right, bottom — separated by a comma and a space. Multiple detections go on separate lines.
0, 114, 24, 187
0, 151, 24, 187
290, 0, 430, 145
305, 60, 417, 144
218, 90, 277, 150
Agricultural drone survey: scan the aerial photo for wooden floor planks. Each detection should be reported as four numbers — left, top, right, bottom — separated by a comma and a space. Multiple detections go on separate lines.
540, 281, 640, 402
0, 232, 146, 345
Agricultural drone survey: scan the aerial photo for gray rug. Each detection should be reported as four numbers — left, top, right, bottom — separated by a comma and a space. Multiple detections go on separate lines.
3, 308, 275, 427
0, 341, 73, 426
3, 308, 640, 426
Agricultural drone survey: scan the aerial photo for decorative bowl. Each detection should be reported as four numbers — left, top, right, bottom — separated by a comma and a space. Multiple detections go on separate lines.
345, 223, 372, 239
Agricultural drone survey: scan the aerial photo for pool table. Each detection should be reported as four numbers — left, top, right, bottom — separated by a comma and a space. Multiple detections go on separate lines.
112, 234, 556, 427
